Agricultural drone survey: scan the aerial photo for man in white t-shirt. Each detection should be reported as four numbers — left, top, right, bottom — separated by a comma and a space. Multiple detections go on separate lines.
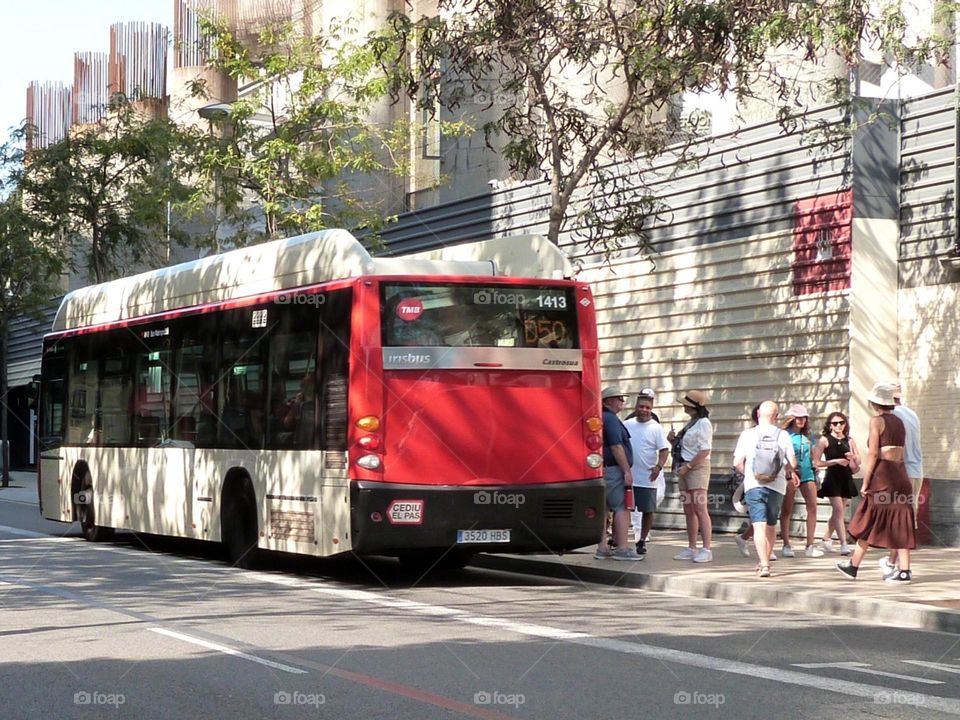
624, 389, 669, 559
733, 400, 798, 578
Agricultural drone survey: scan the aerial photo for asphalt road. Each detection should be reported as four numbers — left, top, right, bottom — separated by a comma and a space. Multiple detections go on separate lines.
1, 495, 958, 720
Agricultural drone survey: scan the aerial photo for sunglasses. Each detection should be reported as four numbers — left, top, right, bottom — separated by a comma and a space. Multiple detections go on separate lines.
830, 420, 846, 426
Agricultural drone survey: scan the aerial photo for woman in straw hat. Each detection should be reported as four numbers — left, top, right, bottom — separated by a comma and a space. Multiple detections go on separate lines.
668, 390, 713, 563
779, 404, 824, 558
836, 382, 916, 584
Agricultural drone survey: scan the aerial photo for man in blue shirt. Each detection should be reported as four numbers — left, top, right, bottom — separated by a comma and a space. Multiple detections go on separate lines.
596, 386, 642, 561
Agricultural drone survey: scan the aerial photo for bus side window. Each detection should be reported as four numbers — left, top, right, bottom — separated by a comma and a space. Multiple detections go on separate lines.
219, 307, 267, 449
66, 339, 99, 445
40, 342, 67, 451
134, 335, 172, 447
172, 319, 218, 447
320, 289, 351, 452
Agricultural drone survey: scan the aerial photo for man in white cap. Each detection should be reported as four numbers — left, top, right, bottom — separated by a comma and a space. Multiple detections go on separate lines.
881, 382, 924, 574
596, 387, 642, 561
624, 388, 669, 558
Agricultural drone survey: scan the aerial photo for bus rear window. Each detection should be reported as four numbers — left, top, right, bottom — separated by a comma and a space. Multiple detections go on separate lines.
382, 283, 578, 349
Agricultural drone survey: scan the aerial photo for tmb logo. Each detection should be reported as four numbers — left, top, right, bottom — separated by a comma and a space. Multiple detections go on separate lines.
396, 298, 424, 321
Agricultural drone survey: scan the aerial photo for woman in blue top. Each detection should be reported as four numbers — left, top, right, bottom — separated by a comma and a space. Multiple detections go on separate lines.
778, 404, 824, 558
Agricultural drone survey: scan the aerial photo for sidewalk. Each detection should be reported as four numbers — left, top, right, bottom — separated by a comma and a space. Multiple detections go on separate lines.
4, 471, 957, 633
0, 471, 39, 504
477, 530, 960, 634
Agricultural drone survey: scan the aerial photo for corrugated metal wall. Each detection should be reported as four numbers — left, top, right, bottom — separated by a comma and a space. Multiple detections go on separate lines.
900, 87, 954, 289
382, 106, 858, 532
898, 87, 960, 546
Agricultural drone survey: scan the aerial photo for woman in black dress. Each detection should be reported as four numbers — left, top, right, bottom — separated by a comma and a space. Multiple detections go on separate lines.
813, 411, 861, 555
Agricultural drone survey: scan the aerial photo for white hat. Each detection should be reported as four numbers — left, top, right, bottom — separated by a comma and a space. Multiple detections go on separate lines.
601, 386, 626, 400
867, 382, 897, 407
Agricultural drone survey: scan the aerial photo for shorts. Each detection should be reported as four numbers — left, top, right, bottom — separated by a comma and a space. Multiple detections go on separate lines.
632, 486, 658, 513
745, 486, 784, 525
603, 466, 626, 511
678, 462, 710, 491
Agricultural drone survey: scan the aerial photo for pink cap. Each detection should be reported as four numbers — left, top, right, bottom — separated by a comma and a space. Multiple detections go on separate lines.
785, 403, 809, 418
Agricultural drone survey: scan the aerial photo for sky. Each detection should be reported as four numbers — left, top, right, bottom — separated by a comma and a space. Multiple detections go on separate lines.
0, 0, 172, 146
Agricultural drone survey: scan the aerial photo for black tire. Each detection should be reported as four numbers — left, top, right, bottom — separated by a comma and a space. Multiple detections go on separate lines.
76, 470, 114, 542
221, 479, 259, 569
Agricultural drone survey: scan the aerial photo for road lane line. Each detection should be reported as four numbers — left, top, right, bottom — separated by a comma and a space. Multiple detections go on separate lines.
0, 524, 55, 538
247, 575, 960, 715
0, 572, 310, 676
904, 660, 960, 674
149, 627, 307, 674
0, 569, 522, 719
792, 661, 944, 684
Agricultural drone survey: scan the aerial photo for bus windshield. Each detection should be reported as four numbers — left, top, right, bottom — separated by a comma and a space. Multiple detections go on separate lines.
381, 282, 579, 349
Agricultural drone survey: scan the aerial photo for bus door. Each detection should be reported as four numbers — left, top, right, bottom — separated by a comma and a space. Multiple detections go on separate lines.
132, 326, 183, 535
38, 341, 66, 521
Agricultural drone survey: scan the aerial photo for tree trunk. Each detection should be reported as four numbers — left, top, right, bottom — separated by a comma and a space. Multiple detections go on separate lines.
1, 315, 9, 487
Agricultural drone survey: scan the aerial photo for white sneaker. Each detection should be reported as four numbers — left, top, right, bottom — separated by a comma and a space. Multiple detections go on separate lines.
735, 535, 750, 557
839, 543, 851, 556
692, 548, 713, 563
804, 545, 825, 558
879, 556, 897, 573
821, 540, 837, 553
782, 546, 796, 558
769, 551, 777, 561
674, 547, 696, 561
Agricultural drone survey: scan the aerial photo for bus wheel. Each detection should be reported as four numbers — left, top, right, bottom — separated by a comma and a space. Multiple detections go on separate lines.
221, 478, 259, 570
75, 470, 113, 542
398, 550, 474, 574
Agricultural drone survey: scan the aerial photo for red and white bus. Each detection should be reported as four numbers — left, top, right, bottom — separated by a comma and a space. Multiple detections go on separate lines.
38, 229, 604, 568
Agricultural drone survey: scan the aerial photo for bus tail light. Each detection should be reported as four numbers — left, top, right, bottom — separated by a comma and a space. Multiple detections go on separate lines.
585, 416, 602, 432
585, 433, 602, 451
370, 511, 383, 522
586, 453, 602, 468
358, 435, 381, 450
357, 454, 382, 470
356, 415, 380, 431
584, 507, 597, 519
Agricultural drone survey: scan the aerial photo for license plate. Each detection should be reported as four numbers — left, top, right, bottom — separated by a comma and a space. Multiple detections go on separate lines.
456, 529, 511, 544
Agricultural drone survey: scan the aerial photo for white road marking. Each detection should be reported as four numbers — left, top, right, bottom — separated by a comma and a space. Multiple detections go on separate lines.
2, 534, 958, 711
249, 573, 960, 715
0, 570, 310, 677
0, 524, 54, 539
792, 661, 944, 684
149, 627, 308, 675
903, 660, 960, 675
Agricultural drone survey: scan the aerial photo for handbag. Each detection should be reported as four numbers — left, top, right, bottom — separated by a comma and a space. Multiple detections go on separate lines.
670, 418, 698, 472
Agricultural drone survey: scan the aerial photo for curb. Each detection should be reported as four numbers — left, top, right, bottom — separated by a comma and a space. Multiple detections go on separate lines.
473, 554, 960, 635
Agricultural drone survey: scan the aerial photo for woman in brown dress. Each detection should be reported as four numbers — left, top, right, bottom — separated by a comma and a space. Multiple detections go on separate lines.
836, 383, 916, 584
